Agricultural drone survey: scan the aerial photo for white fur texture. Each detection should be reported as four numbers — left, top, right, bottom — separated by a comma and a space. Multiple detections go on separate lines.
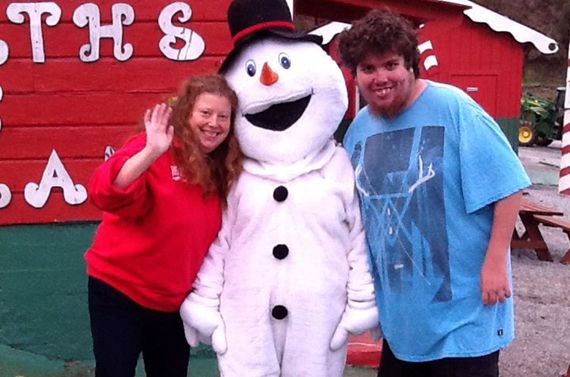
224, 37, 348, 165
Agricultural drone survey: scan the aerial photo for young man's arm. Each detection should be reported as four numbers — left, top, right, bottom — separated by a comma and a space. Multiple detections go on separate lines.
480, 191, 522, 305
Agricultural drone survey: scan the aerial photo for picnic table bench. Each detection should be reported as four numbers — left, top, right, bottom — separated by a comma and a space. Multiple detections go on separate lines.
511, 199, 570, 264
532, 215, 570, 264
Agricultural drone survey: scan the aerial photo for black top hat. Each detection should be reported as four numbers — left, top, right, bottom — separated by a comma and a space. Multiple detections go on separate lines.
219, 0, 322, 73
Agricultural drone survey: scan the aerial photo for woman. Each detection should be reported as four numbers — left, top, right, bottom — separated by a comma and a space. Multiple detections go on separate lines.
85, 74, 242, 377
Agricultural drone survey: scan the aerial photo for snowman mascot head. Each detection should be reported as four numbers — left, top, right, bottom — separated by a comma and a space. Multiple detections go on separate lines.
220, 0, 348, 168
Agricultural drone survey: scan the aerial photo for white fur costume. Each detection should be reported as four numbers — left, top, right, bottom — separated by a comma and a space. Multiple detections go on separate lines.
180, 37, 378, 377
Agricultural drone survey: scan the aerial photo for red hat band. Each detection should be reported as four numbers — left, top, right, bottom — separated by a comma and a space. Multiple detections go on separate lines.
232, 21, 296, 45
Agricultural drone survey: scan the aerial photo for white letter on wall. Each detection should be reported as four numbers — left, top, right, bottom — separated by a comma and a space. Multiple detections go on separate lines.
0, 39, 8, 65
24, 150, 87, 208
73, 3, 134, 62
0, 85, 3, 130
158, 2, 205, 61
0, 41, 6, 130
0, 184, 11, 209
7, 2, 61, 63
104, 146, 115, 161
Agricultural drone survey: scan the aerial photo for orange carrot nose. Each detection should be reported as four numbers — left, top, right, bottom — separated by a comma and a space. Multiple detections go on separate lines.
260, 62, 279, 86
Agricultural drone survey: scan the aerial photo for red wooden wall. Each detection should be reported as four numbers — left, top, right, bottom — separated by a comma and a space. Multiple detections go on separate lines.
0, 0, 232, 225
418, 18, 523, 119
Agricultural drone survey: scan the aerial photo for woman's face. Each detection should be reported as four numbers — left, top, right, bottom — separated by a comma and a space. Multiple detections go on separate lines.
188, 93, 232, 153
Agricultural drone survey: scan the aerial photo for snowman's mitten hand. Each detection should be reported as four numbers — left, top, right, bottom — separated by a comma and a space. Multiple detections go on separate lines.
330, 325, 350, 351
341, 304, 379, 335
182, 323, 200, 347
330, 304, 379, 351
180, 294, 223, 341
211, 320, 228, 355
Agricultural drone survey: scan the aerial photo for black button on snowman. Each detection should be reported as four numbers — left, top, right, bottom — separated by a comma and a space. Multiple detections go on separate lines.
273, 185, 288, 202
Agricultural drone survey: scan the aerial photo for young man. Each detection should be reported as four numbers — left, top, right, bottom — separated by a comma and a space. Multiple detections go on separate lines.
338, 9, 531, 377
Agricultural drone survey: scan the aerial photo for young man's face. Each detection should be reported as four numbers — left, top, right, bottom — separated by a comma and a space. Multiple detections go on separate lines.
355, 52, 416, 118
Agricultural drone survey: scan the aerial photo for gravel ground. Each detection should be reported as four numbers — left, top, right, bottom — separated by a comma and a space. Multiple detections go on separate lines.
502, 184, 570, 377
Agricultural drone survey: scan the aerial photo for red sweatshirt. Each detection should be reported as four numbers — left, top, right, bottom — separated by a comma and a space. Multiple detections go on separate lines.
85, 134, 222, 312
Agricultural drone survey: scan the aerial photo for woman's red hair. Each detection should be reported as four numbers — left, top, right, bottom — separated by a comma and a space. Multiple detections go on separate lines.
169, 74, 243, 203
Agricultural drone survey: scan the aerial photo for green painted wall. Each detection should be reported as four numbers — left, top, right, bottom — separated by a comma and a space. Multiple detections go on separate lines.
0, 223, 218, 376
0, 223, 94, 361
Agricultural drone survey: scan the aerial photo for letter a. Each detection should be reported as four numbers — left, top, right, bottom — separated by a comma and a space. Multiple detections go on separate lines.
24, 150, 87, 208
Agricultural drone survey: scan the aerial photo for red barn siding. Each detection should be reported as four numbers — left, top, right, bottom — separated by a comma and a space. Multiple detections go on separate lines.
419, 18, 523, 118
0, 0, 233, 225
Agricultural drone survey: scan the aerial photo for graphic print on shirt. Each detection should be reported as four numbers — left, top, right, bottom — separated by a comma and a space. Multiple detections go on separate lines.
354, 126, 451, 303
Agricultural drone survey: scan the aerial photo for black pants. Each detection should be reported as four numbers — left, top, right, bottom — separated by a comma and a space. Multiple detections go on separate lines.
379, 340, 499, 377
88, 277, 190, 377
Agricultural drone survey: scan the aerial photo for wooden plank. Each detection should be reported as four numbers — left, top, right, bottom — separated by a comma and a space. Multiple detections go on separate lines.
561, 251, 570, 265
0, 57, 222, 94
0, 159, 102, 194
534, 215, 570, 231
520, 200, 563, 216
0, 21, 231, 59
517, 213, 553, 261
0, 125, 136, 159
511, 239, 550, 250
43, 57, 220, 92
0, 59, 34, 92
1, 92, 169, 126
532, 214, 570, 265
0, 159, 103, 224
0, 0, 230, 23
0, 194, 102, 225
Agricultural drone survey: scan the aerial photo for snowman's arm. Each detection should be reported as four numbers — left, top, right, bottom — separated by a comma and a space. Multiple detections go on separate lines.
190, 211, 231, 300
345, 186, 378, 314
330, 187, 380, 351
330, 185, 379, 351
180, 196, 235, 353
333, 146, 377, 311
326, 146, 377, 310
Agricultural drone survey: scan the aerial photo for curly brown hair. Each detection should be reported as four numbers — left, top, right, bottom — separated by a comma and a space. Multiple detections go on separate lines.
338, 9, 420, 77
170, 74, 242, 204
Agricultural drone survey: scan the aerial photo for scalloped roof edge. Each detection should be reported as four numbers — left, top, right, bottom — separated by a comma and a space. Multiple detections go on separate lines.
308, 0, 559, 55
440, 0, 558, 54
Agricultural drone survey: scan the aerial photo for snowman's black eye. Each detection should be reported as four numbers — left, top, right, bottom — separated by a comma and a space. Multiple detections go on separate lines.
245, 60, 256, 77
278, 53, 290, 69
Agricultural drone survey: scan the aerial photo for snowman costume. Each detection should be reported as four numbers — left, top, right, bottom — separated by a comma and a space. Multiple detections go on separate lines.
180, 1, 378, 376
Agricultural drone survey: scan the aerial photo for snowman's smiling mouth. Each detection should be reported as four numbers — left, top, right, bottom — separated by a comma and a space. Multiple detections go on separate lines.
244, 95, 311, 131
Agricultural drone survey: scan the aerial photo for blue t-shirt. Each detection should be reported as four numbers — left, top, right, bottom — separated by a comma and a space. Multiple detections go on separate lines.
343, 81, 531, 362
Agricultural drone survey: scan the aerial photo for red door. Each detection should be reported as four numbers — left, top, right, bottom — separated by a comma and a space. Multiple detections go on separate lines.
450, 74, 498, 117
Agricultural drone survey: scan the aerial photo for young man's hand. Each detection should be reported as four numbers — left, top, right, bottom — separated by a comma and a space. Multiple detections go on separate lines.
480, 249, 511, 305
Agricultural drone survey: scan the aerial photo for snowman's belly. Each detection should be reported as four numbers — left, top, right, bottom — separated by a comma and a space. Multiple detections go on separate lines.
222, 171, 351, 297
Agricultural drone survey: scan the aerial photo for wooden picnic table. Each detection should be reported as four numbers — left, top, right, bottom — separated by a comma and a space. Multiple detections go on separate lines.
511, 199, 567, 263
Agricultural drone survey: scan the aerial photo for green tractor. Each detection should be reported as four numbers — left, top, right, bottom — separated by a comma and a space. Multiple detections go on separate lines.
518, 87, 565, 147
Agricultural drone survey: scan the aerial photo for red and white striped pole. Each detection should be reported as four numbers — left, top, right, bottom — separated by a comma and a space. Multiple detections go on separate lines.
559, 39, 570, 195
